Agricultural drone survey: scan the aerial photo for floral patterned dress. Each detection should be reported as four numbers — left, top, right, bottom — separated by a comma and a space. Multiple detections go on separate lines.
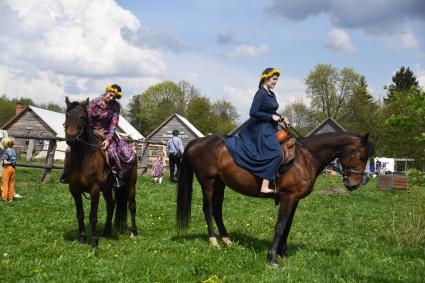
87, 97, 136, 178
152, 158, 164, 178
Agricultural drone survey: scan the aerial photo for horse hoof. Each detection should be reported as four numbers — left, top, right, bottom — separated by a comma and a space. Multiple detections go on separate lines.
130, 232, 137, 239
79, 235, 86, 243
209, 237, 220, 248
91, 239, 99, 248
269, 261, 280, 269
222, 237, 232, 246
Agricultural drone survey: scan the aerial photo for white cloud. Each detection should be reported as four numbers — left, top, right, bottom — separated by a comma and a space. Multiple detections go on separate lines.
0, 0, 166, 77
223, 86, 257, 116
324, 29, 355, 52
400, 32, 420, 49
0, 0, 169, 109
229, 44, 269, 58
379, 32, 420, 49
415, 64, 425, 88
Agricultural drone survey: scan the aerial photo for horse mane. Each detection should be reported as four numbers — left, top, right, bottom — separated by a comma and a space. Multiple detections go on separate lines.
296, 132, 374, 159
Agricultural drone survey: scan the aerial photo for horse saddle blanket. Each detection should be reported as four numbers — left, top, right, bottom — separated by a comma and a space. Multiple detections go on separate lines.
281, 137, 296, 165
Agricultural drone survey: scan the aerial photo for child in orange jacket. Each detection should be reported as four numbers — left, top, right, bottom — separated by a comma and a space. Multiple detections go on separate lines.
1, 137, 16, 202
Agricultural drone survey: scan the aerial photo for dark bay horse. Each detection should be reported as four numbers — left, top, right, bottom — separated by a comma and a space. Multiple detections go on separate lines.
64, 97, 138, 248
177, 132, 373, 266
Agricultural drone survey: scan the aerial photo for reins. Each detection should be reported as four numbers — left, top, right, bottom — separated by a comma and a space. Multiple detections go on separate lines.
278, 122, 365, 179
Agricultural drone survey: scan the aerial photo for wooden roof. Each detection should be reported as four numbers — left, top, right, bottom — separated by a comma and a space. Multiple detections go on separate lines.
306, 117, 346, 137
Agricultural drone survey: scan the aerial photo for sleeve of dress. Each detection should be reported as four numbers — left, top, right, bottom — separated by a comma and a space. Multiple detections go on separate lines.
249, 91, 273, 121
106, 104, 120, 143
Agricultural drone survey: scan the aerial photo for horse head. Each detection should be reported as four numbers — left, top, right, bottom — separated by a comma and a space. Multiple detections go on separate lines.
338, 133, 374, 191
64, 97, 89, 144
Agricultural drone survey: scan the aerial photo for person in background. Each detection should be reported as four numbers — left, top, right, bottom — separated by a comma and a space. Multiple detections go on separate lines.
166, 129, 184, 182
152, 151, 166, 184
1, 137, 17, 202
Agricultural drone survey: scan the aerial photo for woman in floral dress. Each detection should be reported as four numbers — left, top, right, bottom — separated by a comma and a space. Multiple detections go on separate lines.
61, 84, 136, 187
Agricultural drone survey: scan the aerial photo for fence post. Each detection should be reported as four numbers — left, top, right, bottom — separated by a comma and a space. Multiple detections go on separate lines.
41, 140, 57, 182
26, 139, 35, 162
140, 142, 149, 176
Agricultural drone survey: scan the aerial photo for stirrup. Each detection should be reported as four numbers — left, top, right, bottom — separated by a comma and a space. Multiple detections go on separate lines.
113, 176, 124, 188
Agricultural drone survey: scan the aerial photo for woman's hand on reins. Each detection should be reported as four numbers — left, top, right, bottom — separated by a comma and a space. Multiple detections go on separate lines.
272, 115, 281, 122
280, 116, 290, 125
101, 140, 109, 150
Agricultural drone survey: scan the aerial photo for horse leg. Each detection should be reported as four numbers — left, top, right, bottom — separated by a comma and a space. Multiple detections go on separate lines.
71, 190, 85, 243
102, 187, 114, 238
277, 200, 299, 257
212, 178, 231, 246
267, 195, 296, 267
201, 178, 218, 247
89, 188, 101, 248
128, 180, 137, 238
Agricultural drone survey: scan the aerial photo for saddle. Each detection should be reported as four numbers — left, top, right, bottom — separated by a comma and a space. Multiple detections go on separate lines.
276, 129, 296, 165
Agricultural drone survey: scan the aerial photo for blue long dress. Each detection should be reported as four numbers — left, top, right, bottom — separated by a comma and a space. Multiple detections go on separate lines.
225, 87, 283, 181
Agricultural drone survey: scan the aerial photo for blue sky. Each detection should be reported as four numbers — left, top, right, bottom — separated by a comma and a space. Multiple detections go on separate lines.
0, 0, 424, 121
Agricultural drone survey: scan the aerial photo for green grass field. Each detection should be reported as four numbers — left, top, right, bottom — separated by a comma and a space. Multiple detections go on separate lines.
1, 169, 424, 282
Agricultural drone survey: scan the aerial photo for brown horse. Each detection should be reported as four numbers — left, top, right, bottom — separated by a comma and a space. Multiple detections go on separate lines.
64, 97, 138, 248
176, 132, 373, 266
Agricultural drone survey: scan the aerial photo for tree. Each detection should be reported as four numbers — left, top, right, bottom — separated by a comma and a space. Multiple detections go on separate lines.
40, 103, 65, 113
342, 76, 381, 134
211, 99, 239, 134
0, 95, 16, 126
380, 87, 425, 167
281, 99, 312, 135
0, 95, 37, 126
186, 96, 216, 134
125, 81, 185, 135
385, 66, 419, 102
305, 64, 361, 124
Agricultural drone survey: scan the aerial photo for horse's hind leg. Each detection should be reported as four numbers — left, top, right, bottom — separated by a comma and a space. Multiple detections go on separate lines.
102, 187, 114, 238
71, 190, 86, 243
89, 187, 101, 248
200, 177, 219, 247
277, 200, 299, 257
128, 180, 137, 238
212, 178, 231, 246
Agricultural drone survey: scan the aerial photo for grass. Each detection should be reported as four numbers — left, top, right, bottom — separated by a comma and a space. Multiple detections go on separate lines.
1, 169, 425, 282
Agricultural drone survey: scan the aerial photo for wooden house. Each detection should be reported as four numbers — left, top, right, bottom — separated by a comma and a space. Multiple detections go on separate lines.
145, 113, 204, 147
140, 113, 204, 173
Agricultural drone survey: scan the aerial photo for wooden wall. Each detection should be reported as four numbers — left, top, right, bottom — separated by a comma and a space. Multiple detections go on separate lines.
147, 116, 200, 147
3, 109, 55, 156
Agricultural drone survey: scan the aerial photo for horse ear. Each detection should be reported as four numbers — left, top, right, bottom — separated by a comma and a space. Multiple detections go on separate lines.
65, 96, 71, 107
361, 133, 369, 146
81, 98, 89, 110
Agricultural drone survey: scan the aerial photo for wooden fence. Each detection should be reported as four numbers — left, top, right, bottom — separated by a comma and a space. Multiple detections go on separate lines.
0, 132, 167, 182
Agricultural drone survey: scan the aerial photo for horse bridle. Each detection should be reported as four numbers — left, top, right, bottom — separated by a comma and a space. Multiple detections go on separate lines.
64, 106, 101, 149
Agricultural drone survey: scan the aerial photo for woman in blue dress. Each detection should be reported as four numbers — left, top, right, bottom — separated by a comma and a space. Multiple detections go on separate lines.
225, 68, 289, 195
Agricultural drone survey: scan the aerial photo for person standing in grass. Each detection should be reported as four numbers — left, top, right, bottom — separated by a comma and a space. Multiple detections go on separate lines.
1, 137, 17, 202
152, 151, 166, 184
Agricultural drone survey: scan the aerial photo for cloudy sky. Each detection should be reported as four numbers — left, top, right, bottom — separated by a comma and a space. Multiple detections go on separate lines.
0, 0, 424, 121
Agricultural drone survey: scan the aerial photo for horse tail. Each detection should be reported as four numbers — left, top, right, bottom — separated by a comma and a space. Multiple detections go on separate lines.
176, 139, 197, 232
114, 181, 128, 231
